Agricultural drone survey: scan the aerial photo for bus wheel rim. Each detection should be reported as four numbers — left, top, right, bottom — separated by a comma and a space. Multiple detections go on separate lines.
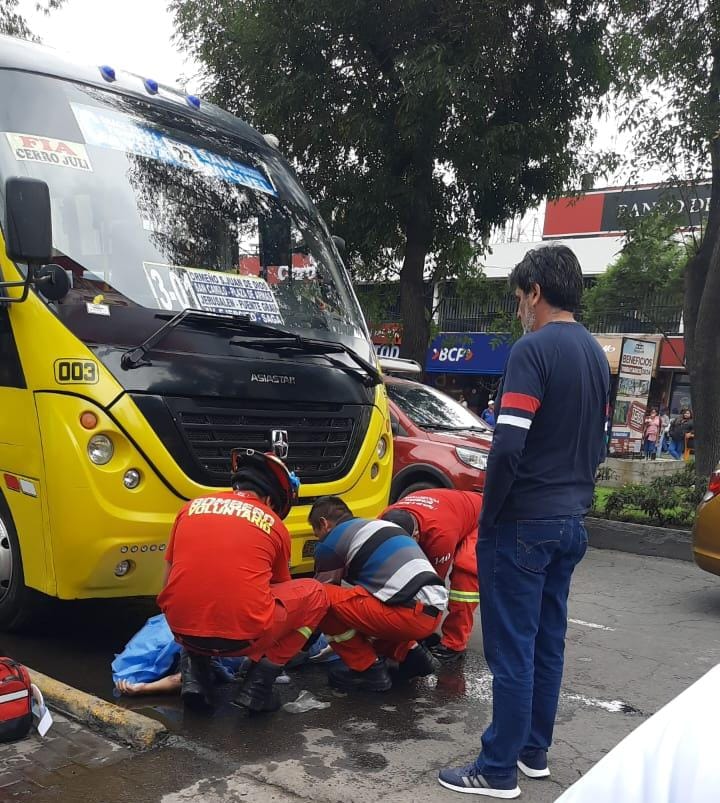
0, 516, 12, 601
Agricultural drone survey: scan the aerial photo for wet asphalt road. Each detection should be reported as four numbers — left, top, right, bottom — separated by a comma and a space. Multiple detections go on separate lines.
2, 547, 720, 803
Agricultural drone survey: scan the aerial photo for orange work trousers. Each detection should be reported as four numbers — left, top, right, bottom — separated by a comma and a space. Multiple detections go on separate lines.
176, 578, 329, 665
320, 584, 442, 671
442, 529, 480, 652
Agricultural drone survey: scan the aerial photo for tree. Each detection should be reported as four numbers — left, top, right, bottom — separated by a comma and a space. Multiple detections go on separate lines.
613, 0, 720, 475
0, 1, 64, 38
0, 0, 33, 36
172, 0, 613, 364
583, 207, 687, 333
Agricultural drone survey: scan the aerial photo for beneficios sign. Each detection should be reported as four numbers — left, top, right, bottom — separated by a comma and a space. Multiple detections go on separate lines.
611, 337, 658, 455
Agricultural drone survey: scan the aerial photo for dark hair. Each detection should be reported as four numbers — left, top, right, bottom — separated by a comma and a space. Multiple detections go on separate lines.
232, 470, 283, 512
232, 479, 271, 500
309, 496, 353, 528
380, 509, 417, 536
509, 244, 584, 312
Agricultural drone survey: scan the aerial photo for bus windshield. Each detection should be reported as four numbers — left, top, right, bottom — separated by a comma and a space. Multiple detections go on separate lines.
0, 70, 370, 356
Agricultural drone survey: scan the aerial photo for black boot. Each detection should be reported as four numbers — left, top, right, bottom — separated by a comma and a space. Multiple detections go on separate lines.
395, 644, 441, 681
328, 658, 392, 692
235, 658, 283, 712
180, 650, 214, 712
429, 643, 466, 664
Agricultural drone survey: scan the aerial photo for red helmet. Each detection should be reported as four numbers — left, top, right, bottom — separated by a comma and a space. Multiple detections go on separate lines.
230, 449, 299, 520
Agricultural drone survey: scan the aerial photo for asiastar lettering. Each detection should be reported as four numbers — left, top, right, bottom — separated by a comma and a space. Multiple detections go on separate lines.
250, 373, 296, 384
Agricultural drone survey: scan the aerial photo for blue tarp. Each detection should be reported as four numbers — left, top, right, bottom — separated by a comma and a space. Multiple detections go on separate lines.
425, 332, 512, 375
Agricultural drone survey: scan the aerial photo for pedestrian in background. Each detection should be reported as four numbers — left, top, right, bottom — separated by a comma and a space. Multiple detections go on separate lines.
656, 408, 671, 458
668, 408, 693, 460
481, 399, 496, 427
642, 408, 660, 460
683, 409, 695, 459
439, 244, 610, 799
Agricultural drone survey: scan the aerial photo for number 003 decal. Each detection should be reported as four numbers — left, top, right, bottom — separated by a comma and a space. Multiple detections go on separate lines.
54, 359, 99, 385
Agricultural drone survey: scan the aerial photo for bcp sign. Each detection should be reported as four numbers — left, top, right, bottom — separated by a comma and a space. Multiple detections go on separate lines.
425, 332, 512, 375
431, 346, 474, 363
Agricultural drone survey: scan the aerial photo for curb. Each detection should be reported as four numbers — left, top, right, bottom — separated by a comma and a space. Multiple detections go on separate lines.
27, 668, 168, 750
586, 517, 693, 562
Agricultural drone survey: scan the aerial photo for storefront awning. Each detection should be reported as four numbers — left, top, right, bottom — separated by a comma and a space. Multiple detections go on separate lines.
659, 336, 685, 370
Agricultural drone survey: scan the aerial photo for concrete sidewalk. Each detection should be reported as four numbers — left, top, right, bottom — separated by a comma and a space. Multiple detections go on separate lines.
0, 711, 130, 801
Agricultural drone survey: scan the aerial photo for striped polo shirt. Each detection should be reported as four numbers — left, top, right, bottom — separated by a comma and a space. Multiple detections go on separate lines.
314, 518, 448, 609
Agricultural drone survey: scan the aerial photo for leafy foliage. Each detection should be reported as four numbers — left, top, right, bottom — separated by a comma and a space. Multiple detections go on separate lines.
583, 206, 688, 331
612, 1, 719, 183
0, 0, 32, 37
594, 463, 706, 528
0, 1, 65, 39
171, 0, 614, 361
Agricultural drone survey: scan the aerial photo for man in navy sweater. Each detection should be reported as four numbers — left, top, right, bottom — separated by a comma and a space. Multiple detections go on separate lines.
439, 245, 610, 798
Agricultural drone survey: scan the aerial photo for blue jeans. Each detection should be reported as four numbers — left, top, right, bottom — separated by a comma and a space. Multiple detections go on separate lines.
668, 437, 684, 459
475, 516, 588, 778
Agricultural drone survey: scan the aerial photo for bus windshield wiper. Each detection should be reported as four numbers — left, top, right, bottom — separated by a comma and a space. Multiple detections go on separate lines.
121, 309, 382, 386
230, 331, 382, 387
120, 308, 289, 370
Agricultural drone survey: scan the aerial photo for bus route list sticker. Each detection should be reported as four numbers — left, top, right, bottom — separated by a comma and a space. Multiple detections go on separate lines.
5, 133, 93, 172
143, 262, 284, 325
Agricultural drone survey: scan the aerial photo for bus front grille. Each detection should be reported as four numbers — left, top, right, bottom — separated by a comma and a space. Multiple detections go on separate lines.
166, 398, 368, 486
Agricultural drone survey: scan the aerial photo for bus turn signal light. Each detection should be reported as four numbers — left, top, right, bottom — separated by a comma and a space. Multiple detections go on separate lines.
80, 411, 98, 430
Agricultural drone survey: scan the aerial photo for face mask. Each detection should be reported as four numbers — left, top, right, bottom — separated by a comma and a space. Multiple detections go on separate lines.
521, 305, 536, 334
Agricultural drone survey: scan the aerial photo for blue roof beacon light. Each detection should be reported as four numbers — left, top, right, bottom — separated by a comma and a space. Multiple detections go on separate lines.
186, 94, 201, 109
99, 65, 116, 82
144, 78, 159, 95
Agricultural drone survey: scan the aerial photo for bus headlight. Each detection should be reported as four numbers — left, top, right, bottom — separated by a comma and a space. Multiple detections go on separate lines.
123, 469, 141, 489
115, 560, 133, 577
377, 436, 388, 460
455, 447, 488, 471
88, 434, 114, 465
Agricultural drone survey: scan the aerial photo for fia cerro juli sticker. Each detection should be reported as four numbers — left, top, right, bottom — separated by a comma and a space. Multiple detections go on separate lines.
5, 132, 93, 172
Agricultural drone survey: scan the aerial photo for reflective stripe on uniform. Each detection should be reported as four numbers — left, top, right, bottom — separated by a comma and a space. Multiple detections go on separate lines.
448, 590, 480, 603
326, 629, 357, 644
296, 626, 313, 640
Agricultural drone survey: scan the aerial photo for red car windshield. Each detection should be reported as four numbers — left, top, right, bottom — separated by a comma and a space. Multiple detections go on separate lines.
387, 382, 491, 432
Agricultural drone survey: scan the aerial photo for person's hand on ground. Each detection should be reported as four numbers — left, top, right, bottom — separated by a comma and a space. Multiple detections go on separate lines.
115, 673, 182, 696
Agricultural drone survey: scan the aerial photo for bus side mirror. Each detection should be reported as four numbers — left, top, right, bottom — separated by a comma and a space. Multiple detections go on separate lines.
34, 263, 71, 301
332, 235, 346, 255
4, 177, 53, 265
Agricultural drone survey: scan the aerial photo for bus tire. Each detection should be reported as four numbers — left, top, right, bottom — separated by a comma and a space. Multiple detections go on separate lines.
0, 495, 49, 633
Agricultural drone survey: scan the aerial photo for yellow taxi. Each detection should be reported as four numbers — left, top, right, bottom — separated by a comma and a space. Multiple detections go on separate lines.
693, 466, 720, 576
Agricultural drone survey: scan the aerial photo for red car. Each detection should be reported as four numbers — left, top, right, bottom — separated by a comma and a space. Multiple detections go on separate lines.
384, 375, 493, 503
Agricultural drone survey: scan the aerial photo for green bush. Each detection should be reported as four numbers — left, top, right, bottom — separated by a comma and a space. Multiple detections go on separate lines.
592, 462, 706, 528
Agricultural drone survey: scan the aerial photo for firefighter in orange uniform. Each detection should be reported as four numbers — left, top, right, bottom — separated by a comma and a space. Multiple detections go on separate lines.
158, 449, 329, 713
381, 489, 482, 662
